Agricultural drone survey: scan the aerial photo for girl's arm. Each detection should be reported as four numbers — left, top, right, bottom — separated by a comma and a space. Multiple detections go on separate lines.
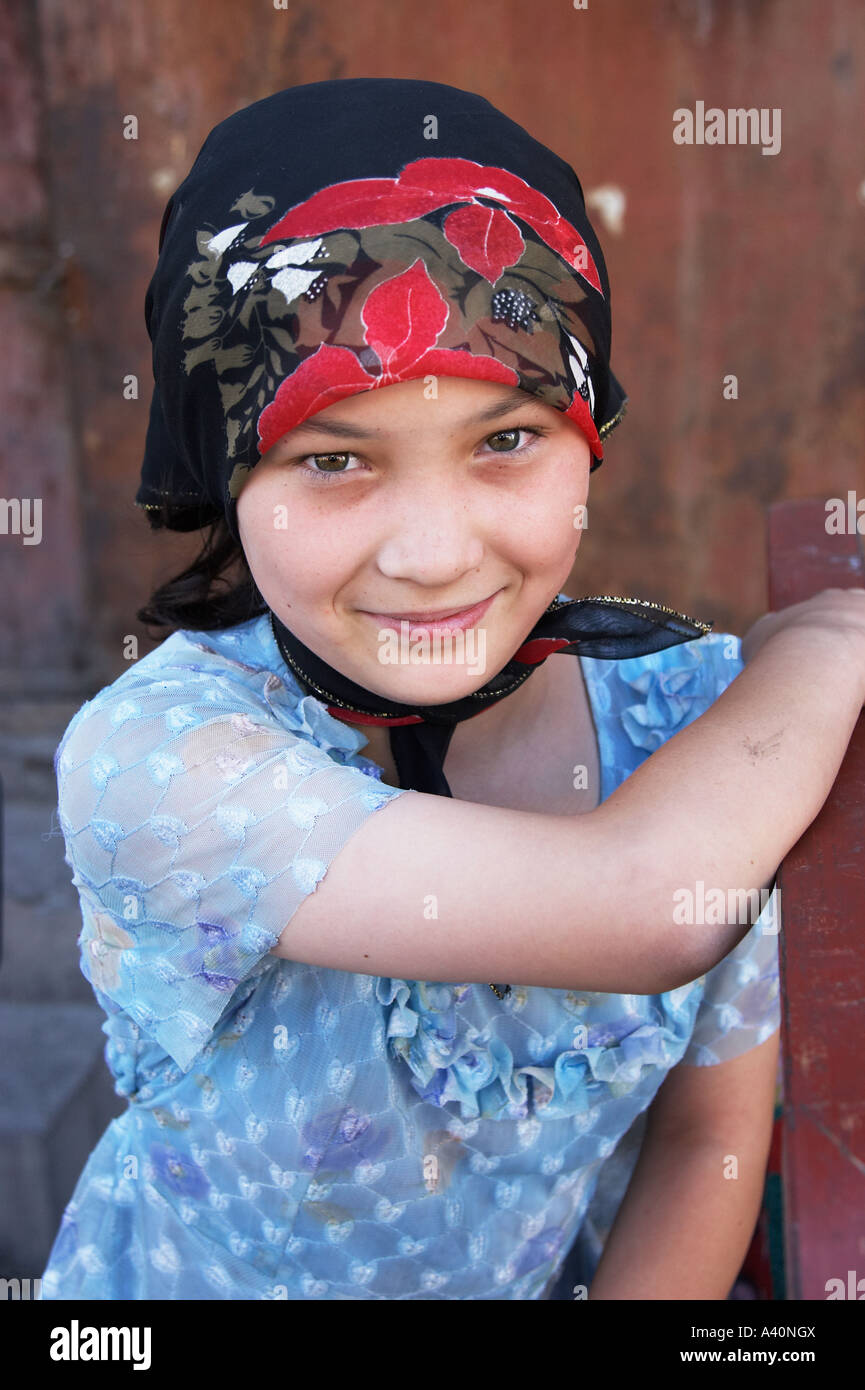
272, 590, 865, 995
586, 1030, 780, 1299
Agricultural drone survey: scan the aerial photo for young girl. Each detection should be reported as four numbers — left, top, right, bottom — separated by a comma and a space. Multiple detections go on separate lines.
40, 78, 865, 1301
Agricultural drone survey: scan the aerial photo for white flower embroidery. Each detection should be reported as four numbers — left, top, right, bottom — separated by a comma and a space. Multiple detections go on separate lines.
272, 267, 320, 306
206, 223, 248, 257
226, 261, 259, 294
263, 239, 327, 307
565, 331, 596, 414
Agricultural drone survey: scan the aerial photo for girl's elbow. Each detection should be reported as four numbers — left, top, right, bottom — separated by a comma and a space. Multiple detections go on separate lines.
643, 933, 715, 995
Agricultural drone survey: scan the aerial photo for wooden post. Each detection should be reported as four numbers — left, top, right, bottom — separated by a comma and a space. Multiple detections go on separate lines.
767, 497, 865, 1301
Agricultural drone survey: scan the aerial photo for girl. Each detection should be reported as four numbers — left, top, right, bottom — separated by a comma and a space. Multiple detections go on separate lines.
41, 78, 865, 1301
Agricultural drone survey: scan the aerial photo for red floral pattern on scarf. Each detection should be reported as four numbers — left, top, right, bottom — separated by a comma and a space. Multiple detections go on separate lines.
180, 158, 607, 494
258, 260, 520, 452
260, 157, 602, 293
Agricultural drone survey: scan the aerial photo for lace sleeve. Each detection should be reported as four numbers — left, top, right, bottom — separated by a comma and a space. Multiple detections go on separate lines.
681, 881, 782, 1066
56, 663, 406, 1072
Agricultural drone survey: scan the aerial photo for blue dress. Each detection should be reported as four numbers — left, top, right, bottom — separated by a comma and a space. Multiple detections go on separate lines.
40, 607, 780, 1300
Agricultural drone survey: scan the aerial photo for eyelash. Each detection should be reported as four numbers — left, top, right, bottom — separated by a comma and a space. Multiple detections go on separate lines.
288, 424, 553, 484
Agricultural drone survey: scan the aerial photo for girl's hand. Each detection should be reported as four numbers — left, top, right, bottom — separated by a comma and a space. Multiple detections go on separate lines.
741, 587, 865, 700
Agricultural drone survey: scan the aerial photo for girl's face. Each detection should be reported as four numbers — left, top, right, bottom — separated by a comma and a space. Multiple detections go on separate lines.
237, 375, 592, 704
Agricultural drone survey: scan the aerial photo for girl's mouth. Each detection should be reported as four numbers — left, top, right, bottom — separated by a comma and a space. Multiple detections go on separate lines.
360, 589, 501, 637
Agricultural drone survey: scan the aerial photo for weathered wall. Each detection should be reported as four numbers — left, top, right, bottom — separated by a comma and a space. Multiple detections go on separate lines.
1, 0, 863, 689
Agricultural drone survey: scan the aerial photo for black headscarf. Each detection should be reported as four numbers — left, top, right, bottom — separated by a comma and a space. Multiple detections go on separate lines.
138, 77, 630, 532
136, 80, 713, 998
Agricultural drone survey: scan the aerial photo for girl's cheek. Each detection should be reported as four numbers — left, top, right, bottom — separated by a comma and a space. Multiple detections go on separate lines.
518, 498, 584, 565
242, 464, 584, 588
251, 498, 354, 600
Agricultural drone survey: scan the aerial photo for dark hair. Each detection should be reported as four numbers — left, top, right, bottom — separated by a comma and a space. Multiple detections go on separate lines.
136, 504, 267, 635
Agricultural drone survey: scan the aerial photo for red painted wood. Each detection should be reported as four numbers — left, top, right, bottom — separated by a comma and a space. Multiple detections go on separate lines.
767, 498, 865, 1301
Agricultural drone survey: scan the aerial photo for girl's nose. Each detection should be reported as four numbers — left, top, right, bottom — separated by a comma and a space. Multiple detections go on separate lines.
374, 489, 485, 586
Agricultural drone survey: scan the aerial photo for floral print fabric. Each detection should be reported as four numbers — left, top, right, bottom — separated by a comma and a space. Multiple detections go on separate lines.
40, 610, 780, 1299
138, 81, 630, 536
184, 161, 606, 515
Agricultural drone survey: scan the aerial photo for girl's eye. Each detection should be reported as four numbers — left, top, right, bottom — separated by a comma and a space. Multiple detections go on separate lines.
480, 426, 547, 456
296, 452, 363, 482
292, 424, 549, 484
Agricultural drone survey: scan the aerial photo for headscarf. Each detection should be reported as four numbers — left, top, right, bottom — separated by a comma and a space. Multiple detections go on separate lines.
136, 79, 713, 994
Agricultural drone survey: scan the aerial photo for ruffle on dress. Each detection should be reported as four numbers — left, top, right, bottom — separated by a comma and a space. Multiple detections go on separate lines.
259, 660, 385, 781
375, 976, 702, 1120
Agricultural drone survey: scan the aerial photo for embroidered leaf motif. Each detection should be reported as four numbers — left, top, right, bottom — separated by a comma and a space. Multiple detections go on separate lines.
361, 259, 449, 374
442, 205, 524, 284
180, 165, 604, 476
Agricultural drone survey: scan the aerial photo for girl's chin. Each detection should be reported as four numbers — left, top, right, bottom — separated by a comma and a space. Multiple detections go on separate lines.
352, 664, 492, 704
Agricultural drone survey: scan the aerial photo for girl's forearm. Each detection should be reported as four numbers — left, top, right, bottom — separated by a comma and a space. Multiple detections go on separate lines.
276, 626, 861, 995
586, 1117, 773, 1300
591, 627, 864, 982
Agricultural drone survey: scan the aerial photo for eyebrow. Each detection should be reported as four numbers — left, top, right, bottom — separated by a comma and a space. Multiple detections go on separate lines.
282, 386, 547, 439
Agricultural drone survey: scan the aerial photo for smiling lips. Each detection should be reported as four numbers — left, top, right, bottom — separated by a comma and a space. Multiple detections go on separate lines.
361, 590, 499, 634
